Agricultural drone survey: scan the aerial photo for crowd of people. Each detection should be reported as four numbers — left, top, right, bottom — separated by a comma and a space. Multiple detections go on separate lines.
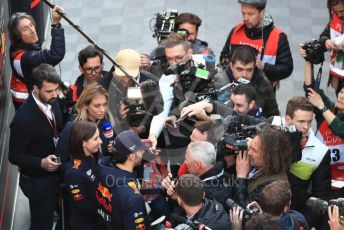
6, 0, 344, 229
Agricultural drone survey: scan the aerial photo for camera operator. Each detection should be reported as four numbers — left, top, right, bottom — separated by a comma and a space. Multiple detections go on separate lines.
319, 0, 344, 94
148, 33, 208, 149
161, 141, 233, 210
140, 12, 213, 71
260, 180, 309, 230
234, 123, 292, 207
172, 174, 231, 230
223, 45, 279, 118
108, 48, 158, 136
220, 0, 293, 91
300, 46, 344, 198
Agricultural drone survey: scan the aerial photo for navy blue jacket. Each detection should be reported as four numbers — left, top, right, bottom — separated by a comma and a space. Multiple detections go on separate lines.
9, 94, 63, 178
64, 156, 98, 230
96, 157, 148, 230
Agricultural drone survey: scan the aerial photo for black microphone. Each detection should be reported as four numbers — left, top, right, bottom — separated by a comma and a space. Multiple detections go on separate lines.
140, 80, 164, 116
102, 122, 114, 140
171, 213, 212, 230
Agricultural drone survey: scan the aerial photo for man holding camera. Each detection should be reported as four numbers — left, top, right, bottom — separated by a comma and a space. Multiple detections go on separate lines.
172, 174, 231, 229
220, 0, 293, 91
319, 0, 344, 94
8, 64, 63, 230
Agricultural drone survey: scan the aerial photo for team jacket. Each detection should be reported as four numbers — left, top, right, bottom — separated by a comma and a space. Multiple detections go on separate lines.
220, 15, 293, 82
9, 26, 65, 106
64, 156, 98, 230
96, 157, 148, 230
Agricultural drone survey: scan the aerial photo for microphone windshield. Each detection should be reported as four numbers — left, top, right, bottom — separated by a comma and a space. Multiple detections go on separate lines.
102, 122, 113, 139
140, 80, 164, 116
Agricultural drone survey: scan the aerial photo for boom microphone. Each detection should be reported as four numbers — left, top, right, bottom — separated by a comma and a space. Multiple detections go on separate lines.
102, 122, 114, 140
140, 80, 164, 116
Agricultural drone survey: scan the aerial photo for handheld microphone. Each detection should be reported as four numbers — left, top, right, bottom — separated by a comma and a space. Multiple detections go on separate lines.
204, 54, 215, 73
140, 80, 164, 116
102, 122, 114, 139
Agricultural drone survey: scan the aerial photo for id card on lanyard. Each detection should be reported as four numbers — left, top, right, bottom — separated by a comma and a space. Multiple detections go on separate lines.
39, 107, 59, 147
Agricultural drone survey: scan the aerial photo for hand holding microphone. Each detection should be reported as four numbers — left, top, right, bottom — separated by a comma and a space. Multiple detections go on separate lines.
102, 122, 114, 153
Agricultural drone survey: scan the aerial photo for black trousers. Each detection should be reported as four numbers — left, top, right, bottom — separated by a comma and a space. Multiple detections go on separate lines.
19, 174, 57, 230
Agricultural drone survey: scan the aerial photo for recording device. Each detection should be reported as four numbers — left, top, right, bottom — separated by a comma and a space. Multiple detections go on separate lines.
218, 120, 258, 155
54, 157, 61, 164
152, 10, 178, 43
307, 197, 344, 224
102, 122, 114, 139
140, 80, 164, 116
122, 87, 146, 127
226, 198, 260, 221
170, 213, 212, 230
302, 39, 325, 64
164, 61, 217, 102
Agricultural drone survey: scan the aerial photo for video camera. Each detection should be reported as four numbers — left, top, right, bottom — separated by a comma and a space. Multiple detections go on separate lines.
164, 60, 217, 102
218, 118, 258, 155
307, 197, 344, 224
226, 198, 260, 221
122, 87, 146, 127
152, 10, 178, 44
302, 39, 325, 65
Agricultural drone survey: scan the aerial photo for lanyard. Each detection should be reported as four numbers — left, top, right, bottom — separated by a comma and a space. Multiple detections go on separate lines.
38, 107, 58, 137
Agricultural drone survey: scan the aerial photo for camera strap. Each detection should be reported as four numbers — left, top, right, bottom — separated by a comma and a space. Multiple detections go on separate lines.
313, 63, 323, 92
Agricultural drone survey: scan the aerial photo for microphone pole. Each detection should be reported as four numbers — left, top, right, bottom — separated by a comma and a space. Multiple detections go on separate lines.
42, 0, 139, 86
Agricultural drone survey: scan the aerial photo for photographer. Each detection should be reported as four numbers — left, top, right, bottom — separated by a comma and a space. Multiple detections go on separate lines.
301, 46, 344, 197
219, 0, 293, 91
162, 141, 232, 210
173, 174, 231, 230
234, 123, 292, 207
319, 0, 344, 94
260, 180, 309, 230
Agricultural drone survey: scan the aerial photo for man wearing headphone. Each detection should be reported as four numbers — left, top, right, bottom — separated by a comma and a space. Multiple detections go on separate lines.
220, 0, 293, 91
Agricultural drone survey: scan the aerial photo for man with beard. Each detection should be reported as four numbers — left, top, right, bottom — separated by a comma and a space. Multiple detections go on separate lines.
8, 63, 63, 230
96, 130, 149, 230
7, 5, 65, 110
220, 0, 293, 91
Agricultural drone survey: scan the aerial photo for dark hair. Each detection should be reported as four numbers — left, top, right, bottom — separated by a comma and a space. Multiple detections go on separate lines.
256, 123, 293, 175
112, 152, 128, 164
328, 0, 344, 18
175, 13, 202, 31
7, 12, 36, 44
231, 84, 257, 103
285, 96, 313, 119
78, 45, 104, 67
69, 121, 98, 160
194, 120, 221, 144
175, 174, 204, 206
244, 213, 280, 230
260, 180, 291, 216
231, 45, 257, 65
32, 64, 61, 89
161, 32, 191, 50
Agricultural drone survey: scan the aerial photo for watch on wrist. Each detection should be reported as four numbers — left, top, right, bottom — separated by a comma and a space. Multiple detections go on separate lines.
319, 104, 329, 113
51, 23, 61, 29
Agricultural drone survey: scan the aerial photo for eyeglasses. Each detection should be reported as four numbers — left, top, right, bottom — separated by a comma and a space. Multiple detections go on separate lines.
83, 66, 102, 74
166, 51, 188, 65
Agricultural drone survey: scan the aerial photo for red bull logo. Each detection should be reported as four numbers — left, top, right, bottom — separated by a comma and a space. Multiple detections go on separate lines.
97, 184, 112, 201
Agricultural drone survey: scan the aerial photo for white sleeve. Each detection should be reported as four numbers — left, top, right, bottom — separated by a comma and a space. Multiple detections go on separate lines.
149, 74, 177, 137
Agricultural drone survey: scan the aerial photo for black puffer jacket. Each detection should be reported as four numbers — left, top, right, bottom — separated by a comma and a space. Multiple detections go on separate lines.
225, 67, 280, 117
190, 198, 230, 230
200, 161, 233, 209
220, 15, 293, 82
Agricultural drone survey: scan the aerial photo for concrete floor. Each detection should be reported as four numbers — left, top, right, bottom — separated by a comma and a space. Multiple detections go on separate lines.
13, 0, 333, 229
